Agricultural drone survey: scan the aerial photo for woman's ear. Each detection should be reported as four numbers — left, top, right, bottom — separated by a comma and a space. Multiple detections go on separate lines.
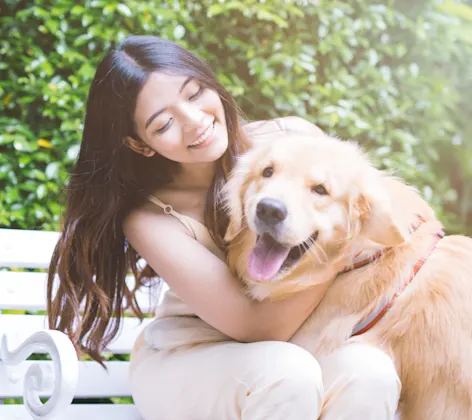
125, 136, 156, 157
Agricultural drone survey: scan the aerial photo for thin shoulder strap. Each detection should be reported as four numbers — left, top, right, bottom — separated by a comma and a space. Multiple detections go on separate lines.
147, 195, 197, 239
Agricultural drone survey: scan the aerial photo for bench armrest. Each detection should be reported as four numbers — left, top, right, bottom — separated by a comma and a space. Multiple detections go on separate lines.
1, 330, 79, 419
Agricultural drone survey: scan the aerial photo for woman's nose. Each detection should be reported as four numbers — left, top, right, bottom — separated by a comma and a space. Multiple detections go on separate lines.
179, 102, 205, 132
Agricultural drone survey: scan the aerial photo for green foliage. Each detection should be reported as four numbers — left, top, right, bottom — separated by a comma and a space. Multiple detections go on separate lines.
1, 0, 471, 234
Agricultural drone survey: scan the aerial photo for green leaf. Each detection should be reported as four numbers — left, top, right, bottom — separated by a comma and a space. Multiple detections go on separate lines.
438, 2, 472, 22
37, 184, 47, 199
45, 162, 59, 179
116, 4, 132, 17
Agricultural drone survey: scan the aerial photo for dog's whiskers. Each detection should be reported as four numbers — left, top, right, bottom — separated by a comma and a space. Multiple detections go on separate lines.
312, 238, 329, 264
304, 237, 326, 265
307, 244, 322, 265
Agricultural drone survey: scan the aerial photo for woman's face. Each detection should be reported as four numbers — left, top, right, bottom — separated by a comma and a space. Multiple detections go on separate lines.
131, 72, 229, 165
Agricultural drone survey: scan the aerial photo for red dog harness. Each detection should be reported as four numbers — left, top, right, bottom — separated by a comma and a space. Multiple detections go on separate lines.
345, 218, 445, 337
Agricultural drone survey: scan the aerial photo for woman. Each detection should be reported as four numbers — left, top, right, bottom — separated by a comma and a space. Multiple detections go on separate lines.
47, 35, 400, 419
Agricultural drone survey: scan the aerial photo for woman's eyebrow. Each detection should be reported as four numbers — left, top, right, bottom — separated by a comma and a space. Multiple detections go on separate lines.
144, 76, 194, 130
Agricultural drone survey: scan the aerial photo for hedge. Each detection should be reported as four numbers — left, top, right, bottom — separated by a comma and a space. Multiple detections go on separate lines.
1, 0, 471, 235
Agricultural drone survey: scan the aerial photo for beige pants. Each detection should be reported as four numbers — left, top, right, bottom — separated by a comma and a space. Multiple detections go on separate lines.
130, 339, 401, 420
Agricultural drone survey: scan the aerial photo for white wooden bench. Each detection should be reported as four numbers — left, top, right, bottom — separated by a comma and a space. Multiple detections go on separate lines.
0, 228, 162, 419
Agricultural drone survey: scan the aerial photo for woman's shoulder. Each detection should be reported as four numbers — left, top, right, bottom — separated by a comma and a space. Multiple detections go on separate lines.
123, 190, 182, 235
122, 200, 198, 262
123, 200, 172, 239
242, 116, 324, 139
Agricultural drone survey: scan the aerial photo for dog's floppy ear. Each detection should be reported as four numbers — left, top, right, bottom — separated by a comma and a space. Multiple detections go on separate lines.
221, 161, 251, 243
356, 170, 411, 247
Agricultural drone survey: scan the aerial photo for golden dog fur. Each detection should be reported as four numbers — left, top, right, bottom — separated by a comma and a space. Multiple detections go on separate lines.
223, 131, 472, 419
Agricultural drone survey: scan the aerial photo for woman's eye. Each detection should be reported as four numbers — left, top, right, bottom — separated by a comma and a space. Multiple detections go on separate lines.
262, 166, 274, 178
311, 184, 328, 195
156, 118, 173, 134
189, 86, 204, 101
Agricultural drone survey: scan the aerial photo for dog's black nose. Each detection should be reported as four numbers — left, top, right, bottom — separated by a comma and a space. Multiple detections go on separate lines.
256, 198, 287, 226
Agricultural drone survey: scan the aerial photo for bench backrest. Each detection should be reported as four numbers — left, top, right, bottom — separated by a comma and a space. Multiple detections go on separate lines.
0, 228, 160, 419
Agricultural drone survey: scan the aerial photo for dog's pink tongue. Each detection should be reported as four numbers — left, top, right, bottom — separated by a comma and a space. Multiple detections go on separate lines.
247, 234, 290, 282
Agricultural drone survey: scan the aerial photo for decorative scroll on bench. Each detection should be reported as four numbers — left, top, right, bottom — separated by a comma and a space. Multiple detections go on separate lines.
0, 228, 159, 420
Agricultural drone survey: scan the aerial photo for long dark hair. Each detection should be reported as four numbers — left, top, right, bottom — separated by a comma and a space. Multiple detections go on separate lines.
47, 35, 247, 364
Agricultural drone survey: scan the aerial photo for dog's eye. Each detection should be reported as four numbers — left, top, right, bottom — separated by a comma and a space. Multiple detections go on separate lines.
312, 184, 328, 195
262, 166, 274, 178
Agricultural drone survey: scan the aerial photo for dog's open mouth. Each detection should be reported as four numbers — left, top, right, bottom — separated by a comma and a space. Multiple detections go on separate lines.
247, 231, 319, 282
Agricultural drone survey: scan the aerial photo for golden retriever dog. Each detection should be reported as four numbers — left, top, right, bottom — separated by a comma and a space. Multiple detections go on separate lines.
223, 130, 472, 419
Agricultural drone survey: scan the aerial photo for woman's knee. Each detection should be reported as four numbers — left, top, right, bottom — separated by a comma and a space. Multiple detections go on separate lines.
321, 341, 401, 415
241, 342, 324, 419
348, 343, 401, 397
339, 361, 400, 419
245, 342, 324, 403
257, 341, 323, 385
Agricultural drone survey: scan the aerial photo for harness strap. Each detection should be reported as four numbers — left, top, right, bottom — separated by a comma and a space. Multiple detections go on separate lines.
341, 216, 427, 275
350, 229, 444, 337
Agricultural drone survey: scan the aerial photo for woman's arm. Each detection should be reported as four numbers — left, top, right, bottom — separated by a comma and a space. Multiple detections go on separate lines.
124, 209, 330, 343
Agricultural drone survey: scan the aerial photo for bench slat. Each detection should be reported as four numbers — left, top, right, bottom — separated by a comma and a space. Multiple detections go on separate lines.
0, 271, 163, 313
0, 315, 152, 354
0, 228, 158, 418
1, 360, 134, 398
0, 404, 142, 420
0, 229, 60, 269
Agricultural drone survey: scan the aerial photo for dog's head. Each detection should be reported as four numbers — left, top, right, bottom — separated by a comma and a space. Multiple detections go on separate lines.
222, 132, 415, 285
